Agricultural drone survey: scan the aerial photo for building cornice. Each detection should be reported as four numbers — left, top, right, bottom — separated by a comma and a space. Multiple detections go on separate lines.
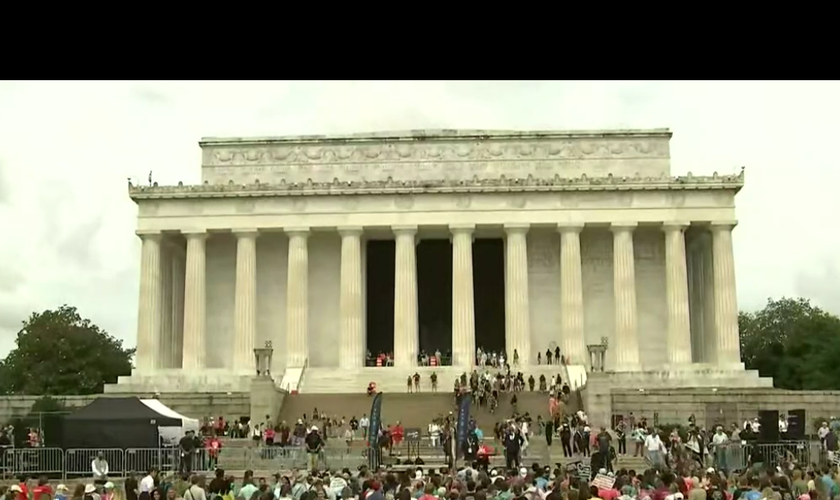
129, 170, 745, 202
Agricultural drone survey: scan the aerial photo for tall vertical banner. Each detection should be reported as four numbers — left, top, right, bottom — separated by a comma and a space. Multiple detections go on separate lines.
456, 393, 471, 459
367, 392, 383, 469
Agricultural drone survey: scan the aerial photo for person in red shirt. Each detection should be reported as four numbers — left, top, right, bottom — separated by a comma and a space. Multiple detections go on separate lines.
264, 426, 276, 446
206, 434, 222, 470
391, 422, 405, 448
12, 476, 29, 500
32, 476, 53, 500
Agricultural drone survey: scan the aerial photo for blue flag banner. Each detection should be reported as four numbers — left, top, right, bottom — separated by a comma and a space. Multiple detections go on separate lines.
456, 393, 471, 458
367, 392, 383, 469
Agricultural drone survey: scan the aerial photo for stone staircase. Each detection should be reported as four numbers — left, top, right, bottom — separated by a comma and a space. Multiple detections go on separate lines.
279, 389, 581, 431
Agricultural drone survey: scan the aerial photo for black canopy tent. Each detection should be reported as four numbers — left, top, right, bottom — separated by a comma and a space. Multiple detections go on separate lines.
63, 397, 182, 450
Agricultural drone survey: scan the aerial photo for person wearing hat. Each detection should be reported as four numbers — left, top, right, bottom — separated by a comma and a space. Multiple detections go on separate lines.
101, 483, 115, 500
305, 426, 324, 471
56, 484, 70, 500
84, 484, 99, 500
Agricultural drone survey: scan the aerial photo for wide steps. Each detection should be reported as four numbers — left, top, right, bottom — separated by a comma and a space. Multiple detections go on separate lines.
276, 391, 579, 431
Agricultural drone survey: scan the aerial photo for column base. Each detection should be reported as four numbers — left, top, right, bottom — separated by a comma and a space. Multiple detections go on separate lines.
105, 368, 268, 394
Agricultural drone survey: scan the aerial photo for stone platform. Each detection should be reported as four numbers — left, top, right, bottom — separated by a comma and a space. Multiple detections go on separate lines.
581, 367, 773, 428
299, 364, 585, 394
105, 369, 255, 394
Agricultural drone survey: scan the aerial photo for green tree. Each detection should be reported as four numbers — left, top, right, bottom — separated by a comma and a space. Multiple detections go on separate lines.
739, 297, 840, 390
0, 305, 134, 395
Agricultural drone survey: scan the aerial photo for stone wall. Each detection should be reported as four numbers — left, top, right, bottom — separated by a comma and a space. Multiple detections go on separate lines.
611, 389, 840, 430
0, 393, 250, 424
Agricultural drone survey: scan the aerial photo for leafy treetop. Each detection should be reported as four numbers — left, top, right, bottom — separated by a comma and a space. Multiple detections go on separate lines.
739, 297, 840, 390
0, 305, 134, 395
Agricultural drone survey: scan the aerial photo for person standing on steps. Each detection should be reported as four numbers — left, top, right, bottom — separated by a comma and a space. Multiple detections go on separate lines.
560, 423, 573, 457
546, 349, 553, 365
545, 417, 554, 447
430, 372, 438, 392
359, 414, 369, 439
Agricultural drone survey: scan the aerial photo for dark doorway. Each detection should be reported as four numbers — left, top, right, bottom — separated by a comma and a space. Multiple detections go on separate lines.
365, 240, 395, 359
473, 238, 506, 353
417, 239, 453, 359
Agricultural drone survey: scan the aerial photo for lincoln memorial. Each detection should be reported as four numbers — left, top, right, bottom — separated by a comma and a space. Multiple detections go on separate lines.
107, 129, 771, 394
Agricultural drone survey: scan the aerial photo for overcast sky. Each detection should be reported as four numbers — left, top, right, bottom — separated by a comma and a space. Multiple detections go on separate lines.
0, 81, 837, 356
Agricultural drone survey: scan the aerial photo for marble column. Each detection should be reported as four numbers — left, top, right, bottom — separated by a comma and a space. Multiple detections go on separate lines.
136, 231, 163, 372
233, 230, 258, 373
558, 223, 586, 366
159, 243, 174, 368
611, 223, 640, 370
451, 224, 476, 369
171, 249, 185, 369
393, 226, 419, 367
711, 221, 741, 366
339, 227, 364, 369
182, 231, 207, 370
504, 224, 531, 366
663, 223, 692, 365
285, 228, 309, 367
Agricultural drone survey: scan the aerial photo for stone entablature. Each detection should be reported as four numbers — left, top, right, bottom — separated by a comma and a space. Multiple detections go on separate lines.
198, 129, 674, 185
130, 171, 744, 200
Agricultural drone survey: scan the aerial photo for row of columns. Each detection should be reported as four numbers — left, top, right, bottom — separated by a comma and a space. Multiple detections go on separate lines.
134, 221, 741, 373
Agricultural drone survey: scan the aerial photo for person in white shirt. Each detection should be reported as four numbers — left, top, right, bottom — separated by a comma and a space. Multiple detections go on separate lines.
711, 426, 729, 470
184, 475, 207, 500
429, 422, 441, 448
91, 452, 109, 484
644, 429, 664, 467
779, 415, 788, 437
819, 422, 830, 446
750, 418, 761, 433
139, 468, 158, 495
359, 415, 370, 438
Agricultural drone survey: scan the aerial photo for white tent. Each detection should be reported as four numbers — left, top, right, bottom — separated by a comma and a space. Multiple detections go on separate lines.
140, 399, 201, 445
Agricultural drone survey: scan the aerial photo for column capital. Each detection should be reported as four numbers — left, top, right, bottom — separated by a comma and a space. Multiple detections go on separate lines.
233, 229, 260, 238
338, 226, 364, 237
136, 230, 163, 241
557, 223, 585, 234
285, 227, 310, 238
449, 223, 476, 234
610, 222, 638, 233
182, 230, 207, 240
392, 225, 418, 236
504, 223, 530, 234
710, 220, 738, 231
662, 222, 690, 232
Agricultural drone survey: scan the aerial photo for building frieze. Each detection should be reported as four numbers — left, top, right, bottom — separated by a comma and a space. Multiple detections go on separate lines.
200, 130, 671, 167
197, 129, 675, 184
129, 170, 745, 201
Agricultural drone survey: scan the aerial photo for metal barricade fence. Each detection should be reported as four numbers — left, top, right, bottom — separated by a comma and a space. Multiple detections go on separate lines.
3, 447, 65, 477
717, 441, 811, 471
125, 448, 179, 475
65, 448, 125, 477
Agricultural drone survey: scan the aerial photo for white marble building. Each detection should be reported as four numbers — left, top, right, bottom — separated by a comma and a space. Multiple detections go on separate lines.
108, 129, 768, 393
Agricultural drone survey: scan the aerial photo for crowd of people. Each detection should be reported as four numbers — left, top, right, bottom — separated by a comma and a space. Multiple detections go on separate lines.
363, 345, 569, 370
8, 453, 840, 500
